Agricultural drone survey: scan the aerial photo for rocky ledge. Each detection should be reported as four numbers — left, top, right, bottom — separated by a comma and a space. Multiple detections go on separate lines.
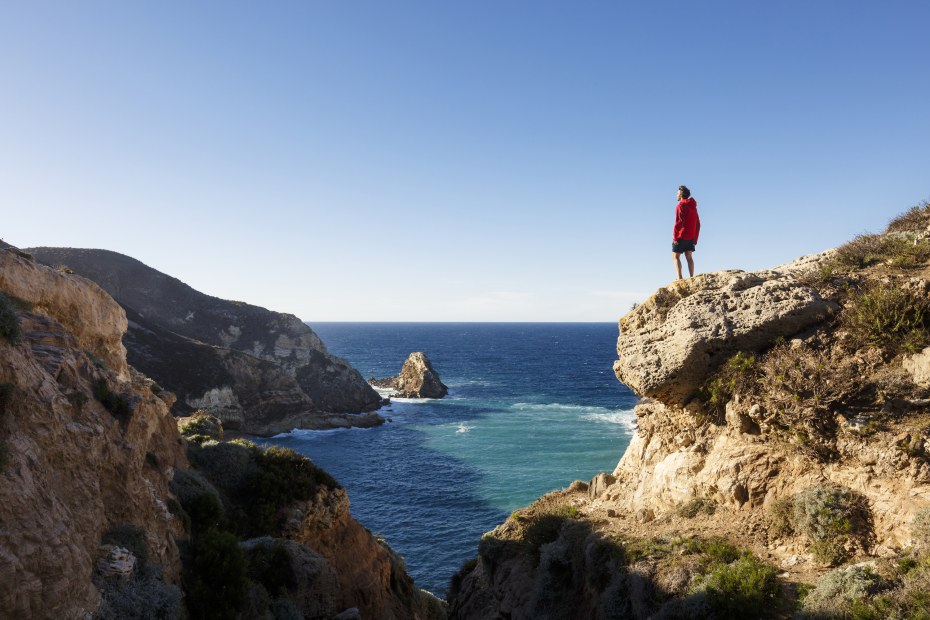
371, 351, 449, 399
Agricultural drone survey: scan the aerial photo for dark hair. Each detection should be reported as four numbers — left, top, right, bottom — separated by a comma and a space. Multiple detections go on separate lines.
678, 185, 691, 199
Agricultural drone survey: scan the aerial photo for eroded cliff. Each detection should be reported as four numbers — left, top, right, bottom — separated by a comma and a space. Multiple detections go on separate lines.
0, 247, 187, 619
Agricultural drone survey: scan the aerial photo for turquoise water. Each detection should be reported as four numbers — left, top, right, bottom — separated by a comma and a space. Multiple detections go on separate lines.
265, 323, 636, 595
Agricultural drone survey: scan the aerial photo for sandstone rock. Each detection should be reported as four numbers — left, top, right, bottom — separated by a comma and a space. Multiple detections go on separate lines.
282, 486, 440, 619
614, 269, 836, 405
0, 251, 187, 619
588, 472, 616, 499
375, 352, 449, 399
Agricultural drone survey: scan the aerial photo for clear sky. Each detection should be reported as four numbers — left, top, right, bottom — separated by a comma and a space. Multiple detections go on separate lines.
2, 1, 928, 322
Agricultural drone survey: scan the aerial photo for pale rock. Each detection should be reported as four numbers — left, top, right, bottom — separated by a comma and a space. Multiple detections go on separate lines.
95, 545, 136, 580
903, 347, 930, 388
374, 352, 449, 399
588, 472, 616, 500
614, 269, 836, 405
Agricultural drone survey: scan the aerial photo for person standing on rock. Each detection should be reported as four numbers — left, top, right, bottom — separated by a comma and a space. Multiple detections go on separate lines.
672, 185, 700, 280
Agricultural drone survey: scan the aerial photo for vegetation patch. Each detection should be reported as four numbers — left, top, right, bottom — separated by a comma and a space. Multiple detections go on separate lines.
886, 201, 930, 234
94, 565, 184, 620
245, 540, 295, 597
801, 564, 883, 617
92, 378, 132, 420
769, 485, 872, 565
183, 528, 249, 620
679, 497, 717, 519
843, 281, 929, 354
696, 554, 781, 619
833, 232, 930, 271
0, 292, 23, 344
102, 524, 149, 569
700, 351, 758, 417
179, 411, 224, 442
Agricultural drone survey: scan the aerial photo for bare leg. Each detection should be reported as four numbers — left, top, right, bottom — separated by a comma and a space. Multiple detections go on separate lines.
673, 252, 683, 280
685, 251, 695, 277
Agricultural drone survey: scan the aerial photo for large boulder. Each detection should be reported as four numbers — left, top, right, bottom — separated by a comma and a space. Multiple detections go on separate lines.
373, 352, 448, 399
614, 268, 836, 405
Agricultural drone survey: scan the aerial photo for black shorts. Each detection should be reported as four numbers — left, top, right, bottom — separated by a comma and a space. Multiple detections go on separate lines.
672, 239, 696, 253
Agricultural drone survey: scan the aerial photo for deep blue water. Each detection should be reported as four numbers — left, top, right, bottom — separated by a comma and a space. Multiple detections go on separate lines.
265, 323, 636, 595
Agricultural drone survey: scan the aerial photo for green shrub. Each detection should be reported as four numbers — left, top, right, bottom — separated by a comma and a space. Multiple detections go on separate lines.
793, 485, 870, 565
0, 293, 23, 344
700, 351, 758, 416
698, 554, 781, 619
102, 524, 149, 569
887, 201, 930, 234
167, 497, 192, 533
183, 528, 248, 620
245, 540, 295, 597
767, 497, 795, 539
241, 446, 339, 536
179, 412, 224, 442
757, 343, 843, 437
844, 282, 929, 353
189, 440, 256, 492
833, 231, 930, 271
679, 497, 717, 519
801, 564, 882, 616
521, 504, 580, 562
95, 566, 184, 620
92, 378, 132, 419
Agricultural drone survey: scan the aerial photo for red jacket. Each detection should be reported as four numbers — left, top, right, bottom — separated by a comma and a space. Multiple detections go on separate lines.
673, 197, 700, 242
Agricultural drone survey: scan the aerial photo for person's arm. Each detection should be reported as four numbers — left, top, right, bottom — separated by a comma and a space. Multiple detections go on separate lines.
673, 203, 684, 240
695, 210, 701, 244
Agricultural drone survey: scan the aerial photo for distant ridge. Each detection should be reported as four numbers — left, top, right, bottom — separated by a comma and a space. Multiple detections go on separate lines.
28, 247, 382, 435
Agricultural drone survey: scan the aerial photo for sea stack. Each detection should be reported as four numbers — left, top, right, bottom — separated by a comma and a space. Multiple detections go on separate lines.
373, 352, 448, 399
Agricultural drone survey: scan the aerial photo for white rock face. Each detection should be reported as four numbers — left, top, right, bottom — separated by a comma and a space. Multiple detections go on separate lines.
903, 347, 930, 387
614, 269, 837, 405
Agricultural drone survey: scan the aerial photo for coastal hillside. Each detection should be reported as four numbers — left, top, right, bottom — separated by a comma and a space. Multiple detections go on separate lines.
26, 247, 382, 435
449, 200, 930, 618
0, 245, 444, 619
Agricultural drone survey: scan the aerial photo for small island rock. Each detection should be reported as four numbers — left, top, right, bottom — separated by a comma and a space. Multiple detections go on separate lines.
371, 352, 448, 399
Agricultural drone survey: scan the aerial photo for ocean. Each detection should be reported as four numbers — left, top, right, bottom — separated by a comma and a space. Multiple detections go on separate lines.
265, 323, 637, 596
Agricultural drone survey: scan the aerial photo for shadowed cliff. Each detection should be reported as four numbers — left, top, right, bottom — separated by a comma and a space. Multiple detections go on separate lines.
27, 247, 382, 435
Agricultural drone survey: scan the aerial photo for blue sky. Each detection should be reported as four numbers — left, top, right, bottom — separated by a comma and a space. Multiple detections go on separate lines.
2, 1, 928, 321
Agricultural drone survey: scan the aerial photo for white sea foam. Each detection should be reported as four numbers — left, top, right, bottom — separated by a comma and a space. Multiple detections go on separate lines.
582, 410, 637, 430
509, 402, 637, 430
455, 423, 473, 434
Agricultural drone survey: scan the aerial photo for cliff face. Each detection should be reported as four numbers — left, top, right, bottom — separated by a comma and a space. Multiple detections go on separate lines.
1, 245, 444, 619
0, 248, 187, 619
27, 247, 382, 435
450, 204, 930, 619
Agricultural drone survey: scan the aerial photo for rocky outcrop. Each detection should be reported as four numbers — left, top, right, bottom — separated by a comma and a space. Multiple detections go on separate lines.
0, 247, 187, 619
614, 266, 836, 405
284, 485, 444, 619
27, 247, 383, 433
451, 225, 930, 618
372, 351, 449, 399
